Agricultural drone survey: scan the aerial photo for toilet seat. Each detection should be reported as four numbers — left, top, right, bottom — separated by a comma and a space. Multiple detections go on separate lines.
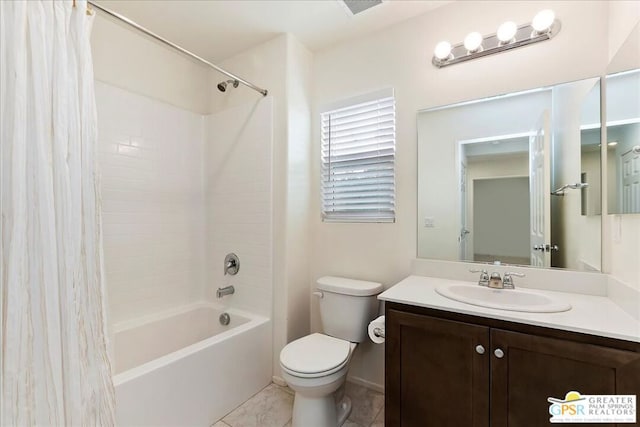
280, 333, 352, 378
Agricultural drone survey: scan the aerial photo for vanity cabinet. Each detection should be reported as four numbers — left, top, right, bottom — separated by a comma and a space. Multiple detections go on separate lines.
385, 303, 640, 427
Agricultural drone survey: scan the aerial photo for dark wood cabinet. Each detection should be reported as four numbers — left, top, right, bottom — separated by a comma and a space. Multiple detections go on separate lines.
385, 303, 640, 427
386, 309, 490, 427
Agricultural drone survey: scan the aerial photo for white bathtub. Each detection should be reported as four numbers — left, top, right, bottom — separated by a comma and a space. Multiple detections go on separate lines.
113, 303, 272, 426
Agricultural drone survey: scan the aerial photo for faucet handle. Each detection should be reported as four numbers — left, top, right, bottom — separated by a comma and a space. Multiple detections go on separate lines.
224, 253, 240, 275
469, 269, 489, 286
503, 272, 525, 289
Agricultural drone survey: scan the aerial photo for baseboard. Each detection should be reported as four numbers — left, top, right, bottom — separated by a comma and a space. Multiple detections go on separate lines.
272, 375, 287, 387
347, 375, 384, 394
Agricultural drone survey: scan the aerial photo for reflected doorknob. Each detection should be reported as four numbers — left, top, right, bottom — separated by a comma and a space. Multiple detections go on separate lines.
533, 244, 560, 252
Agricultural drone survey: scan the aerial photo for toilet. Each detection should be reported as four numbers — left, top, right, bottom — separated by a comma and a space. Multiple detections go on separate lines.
279, 276, 383, 427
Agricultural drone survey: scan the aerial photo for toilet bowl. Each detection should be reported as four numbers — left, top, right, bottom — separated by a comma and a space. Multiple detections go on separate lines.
281, 333, 357, 427
279, 277, 383, 427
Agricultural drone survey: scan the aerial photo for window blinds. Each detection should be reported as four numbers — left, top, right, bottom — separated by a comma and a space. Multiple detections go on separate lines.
321, 92, 396, 222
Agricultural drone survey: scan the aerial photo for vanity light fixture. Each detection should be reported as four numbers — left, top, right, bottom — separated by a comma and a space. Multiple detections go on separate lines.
432, 9, 561, 68
496, 21, 518, 44
464, 32, 483, 53
434, 41, 453, 61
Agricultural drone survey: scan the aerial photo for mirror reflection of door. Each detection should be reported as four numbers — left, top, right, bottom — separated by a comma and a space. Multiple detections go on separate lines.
459, 158, 470, 260
460, 135, 531, 266
606, 122, 640, 213
606, 70, 640, 214
621, 146, 640, 213
473, 177, 530, 265
529, 110, 551, 268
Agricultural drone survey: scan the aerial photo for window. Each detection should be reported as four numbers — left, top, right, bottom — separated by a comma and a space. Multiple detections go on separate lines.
321, 89, 396, 223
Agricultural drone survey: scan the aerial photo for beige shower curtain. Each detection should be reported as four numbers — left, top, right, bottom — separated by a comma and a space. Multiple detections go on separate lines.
0, 0, 115, 424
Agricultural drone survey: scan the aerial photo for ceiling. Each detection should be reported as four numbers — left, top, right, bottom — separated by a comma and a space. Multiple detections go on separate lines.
94, 0, 450, 62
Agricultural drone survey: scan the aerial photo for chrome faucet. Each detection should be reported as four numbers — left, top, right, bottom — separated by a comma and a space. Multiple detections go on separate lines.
470, 269, 525, 289
217, 285, 235, 298
488, 272, 503, 289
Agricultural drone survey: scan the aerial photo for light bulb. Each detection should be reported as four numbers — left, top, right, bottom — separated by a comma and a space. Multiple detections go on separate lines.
608, 141, 618, 147
434, 41, 452, 60
497, 21, 517, 43
532, 9, 555, 33
463, 32, 483, 52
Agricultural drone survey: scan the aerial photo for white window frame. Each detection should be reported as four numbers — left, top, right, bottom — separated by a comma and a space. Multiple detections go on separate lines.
321, 88, 396, 223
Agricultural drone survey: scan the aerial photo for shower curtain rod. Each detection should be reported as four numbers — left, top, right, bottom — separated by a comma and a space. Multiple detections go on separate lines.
87, 1, 268, 97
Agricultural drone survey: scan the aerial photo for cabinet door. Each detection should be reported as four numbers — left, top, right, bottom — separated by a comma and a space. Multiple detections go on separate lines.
386, 309, 490, 427
491, 329, 640, 427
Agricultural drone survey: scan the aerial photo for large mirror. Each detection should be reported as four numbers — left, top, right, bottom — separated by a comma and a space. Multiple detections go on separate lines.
605, 23, 640, 214
417, 77, 602, 271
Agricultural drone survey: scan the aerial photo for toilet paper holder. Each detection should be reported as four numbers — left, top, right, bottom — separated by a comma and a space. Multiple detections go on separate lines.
372, 327, 385, 338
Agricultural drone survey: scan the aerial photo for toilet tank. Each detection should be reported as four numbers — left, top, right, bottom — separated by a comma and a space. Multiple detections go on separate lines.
316, 276, 383, 343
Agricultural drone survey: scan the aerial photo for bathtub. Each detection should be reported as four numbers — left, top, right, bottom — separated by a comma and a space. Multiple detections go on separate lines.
113, 302, 272, 426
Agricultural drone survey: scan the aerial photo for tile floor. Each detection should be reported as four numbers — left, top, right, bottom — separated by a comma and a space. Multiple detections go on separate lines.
212, 381, 384, 427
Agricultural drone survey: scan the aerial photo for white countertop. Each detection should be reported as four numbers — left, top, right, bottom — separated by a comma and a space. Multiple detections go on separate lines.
378, 275, 640, 343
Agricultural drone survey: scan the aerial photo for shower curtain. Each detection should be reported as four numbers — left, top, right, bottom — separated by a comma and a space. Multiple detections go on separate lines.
0, 0, 115, 425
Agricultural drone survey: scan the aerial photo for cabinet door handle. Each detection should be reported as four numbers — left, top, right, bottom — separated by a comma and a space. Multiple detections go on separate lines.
475, 345, 485, 355
494, 348, 505, 358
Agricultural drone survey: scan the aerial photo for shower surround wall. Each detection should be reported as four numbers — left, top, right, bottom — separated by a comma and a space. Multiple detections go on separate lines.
97, 80, 274, 326
96, 82, 206, 324
204, 99, 274, 317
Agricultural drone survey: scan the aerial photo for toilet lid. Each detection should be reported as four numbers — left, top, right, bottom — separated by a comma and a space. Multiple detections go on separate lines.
280, 333, 351, 375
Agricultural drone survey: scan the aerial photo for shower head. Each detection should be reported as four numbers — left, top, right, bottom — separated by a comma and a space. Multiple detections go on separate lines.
217, 79, 239, 92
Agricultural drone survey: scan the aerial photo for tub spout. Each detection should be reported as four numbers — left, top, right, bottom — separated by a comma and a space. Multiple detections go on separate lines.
217, 285, 235, 298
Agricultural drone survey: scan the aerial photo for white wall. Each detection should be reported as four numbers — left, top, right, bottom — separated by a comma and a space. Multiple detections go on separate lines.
284, 37, 314, 347
203, 99, 274, 317
91, 14, 211, 114
208, 34, 313, 377
608, 3, 640, 63
312, 0, 610, 389
96, 82, 205, 324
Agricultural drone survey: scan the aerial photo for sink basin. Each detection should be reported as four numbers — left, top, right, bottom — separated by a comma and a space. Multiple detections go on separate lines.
435, 283, 571, 313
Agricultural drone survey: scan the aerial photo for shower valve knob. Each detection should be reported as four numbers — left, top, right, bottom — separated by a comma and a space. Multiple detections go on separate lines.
224, 253, 240, 275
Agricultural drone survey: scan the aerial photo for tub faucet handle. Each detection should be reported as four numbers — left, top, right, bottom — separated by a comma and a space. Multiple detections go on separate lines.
224, 253, 240, 275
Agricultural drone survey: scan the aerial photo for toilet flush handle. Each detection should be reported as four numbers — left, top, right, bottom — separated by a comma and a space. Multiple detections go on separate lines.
312, 291, 324, 299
